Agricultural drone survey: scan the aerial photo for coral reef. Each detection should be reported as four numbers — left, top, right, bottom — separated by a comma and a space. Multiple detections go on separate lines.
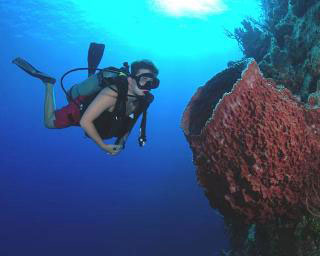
226, 1, 320, 100
220, 215, 320, 256
225, 20, 271, 63
183, 1, 320, 255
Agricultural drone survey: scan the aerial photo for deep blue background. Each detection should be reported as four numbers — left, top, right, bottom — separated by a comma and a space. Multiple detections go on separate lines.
0, 1, 261, 255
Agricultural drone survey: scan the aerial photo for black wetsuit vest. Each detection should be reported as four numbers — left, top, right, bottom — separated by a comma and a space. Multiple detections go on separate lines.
78, 87, 154, 140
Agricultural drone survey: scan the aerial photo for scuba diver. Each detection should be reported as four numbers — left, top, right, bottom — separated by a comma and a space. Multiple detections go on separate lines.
12, 42, 160, 156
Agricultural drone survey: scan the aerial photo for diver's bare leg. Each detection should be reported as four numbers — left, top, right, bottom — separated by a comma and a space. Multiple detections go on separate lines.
44, 82, 56, 128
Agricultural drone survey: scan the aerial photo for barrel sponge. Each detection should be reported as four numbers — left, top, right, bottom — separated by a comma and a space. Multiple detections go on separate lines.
182, 59, 320, 223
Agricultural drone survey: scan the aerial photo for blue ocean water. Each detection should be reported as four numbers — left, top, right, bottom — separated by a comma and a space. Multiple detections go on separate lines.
0, 1, 261, 255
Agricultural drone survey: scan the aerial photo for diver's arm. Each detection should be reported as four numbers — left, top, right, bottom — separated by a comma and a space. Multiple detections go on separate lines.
80, 88, 119, 153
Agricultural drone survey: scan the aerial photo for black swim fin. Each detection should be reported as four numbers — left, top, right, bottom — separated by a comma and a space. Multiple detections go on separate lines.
88, 42, 105, 77
12, 57, 56, 84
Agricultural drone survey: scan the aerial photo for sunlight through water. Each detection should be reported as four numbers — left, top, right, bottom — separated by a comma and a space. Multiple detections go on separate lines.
68, 0, 261, 57
152, 0, 227, 17
1, 0, 262, 58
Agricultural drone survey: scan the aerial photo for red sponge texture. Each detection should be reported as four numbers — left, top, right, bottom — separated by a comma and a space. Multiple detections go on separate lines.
182, 60, 320, 223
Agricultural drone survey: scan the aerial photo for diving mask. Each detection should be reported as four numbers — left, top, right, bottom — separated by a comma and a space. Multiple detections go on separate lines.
134, 73, 159, 90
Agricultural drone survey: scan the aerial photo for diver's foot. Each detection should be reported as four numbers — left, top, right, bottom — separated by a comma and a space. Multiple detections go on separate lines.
12, 57, 56, 84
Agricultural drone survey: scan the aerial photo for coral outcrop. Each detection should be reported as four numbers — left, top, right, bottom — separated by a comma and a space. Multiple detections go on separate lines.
184, 1, 320, 254
181, 59, 320, 224
226, 1, 320, 101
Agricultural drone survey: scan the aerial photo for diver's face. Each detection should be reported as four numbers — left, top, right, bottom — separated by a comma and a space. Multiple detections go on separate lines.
136, 69, 155, 87
130, 68, 155, 96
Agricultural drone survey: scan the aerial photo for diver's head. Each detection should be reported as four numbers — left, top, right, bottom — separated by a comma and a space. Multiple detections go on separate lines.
128, 60, 159, 96
131, 59, 159, 77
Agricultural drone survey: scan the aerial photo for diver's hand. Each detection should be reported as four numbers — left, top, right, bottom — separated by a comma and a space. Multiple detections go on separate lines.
100, 144, 123, 155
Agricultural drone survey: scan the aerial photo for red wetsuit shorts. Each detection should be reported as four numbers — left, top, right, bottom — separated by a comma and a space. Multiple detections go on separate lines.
54, 96, 86, 128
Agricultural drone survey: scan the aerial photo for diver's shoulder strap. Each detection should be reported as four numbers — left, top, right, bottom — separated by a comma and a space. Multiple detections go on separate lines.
113, 80, 128, 119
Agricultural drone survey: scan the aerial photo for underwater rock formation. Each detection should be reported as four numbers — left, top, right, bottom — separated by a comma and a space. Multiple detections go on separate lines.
181, 59, 320, 224
227, 1, 320, 101
184, 1, 320, 254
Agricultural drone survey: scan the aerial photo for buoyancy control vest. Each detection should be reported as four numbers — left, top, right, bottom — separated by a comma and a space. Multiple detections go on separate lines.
60, 42, 154, 147
79, 73, 154, 143
61, 66, 153, 146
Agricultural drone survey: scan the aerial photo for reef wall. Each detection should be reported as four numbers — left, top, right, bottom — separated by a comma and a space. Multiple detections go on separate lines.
182, 1, 320, 255
227, 1, 320, 101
